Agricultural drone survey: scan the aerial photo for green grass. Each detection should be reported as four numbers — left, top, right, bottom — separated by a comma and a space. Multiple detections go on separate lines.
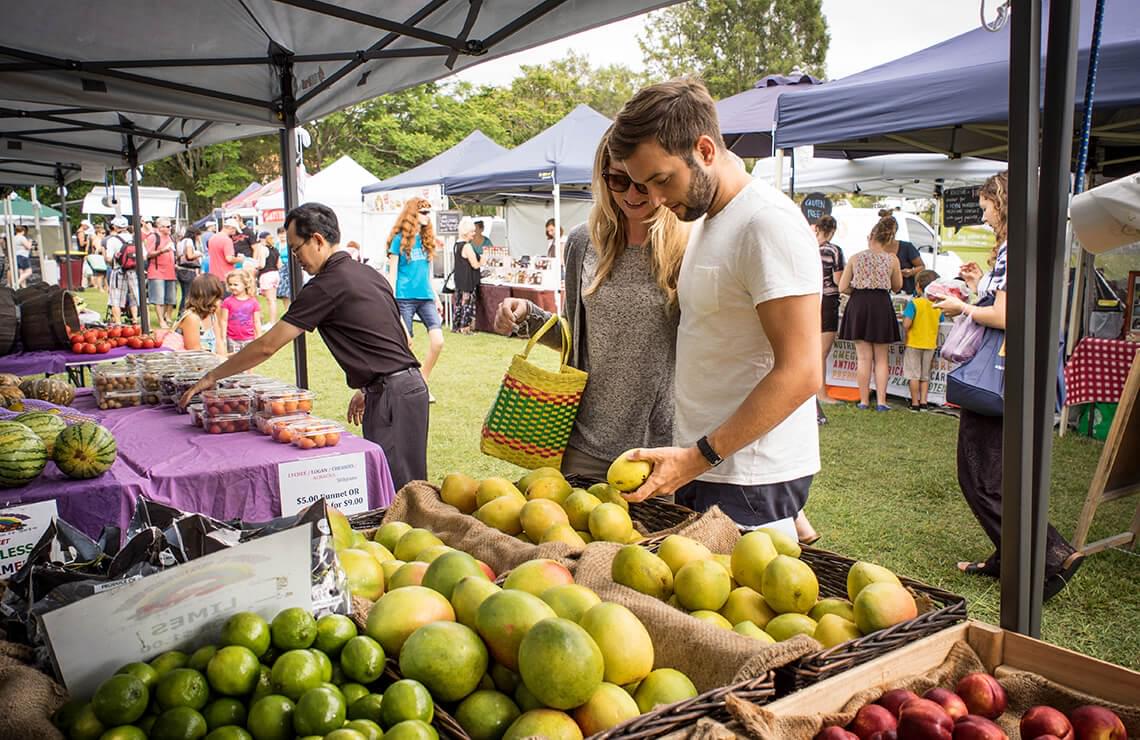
75, 288, 1140, 669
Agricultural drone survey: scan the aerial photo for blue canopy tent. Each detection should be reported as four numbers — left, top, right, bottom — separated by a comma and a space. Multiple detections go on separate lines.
362, 130, 508, 194
717, 72, 822, 158
773, 0, 1140, 173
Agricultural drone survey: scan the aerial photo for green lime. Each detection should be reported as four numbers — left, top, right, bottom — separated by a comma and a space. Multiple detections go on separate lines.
202, 697, 247, 730
382, 720, 438, 740
314, 614, 358, 656
347, 693, 385, 723
320, 681, 345, 698
454, 690, 520, 740
51, 698, 86, 732
270, 607, 318, 650
188, 645, 218, 672
137, 714, 157, 735
98, 725, 147, 740
150, 706, 208, 739
204, 727, 253, 740
155, 668, 210, 711
245, 695, 294, 740
341, 682, 370, 706
293, 686, 347, 736
92, 674, 149, 726
309, 648, 333, 682
269, 649, 323, 701
206, 645, 261, 696
220, 612, 272, 657
258, 646, 279, 667
340, 635, 386, 684
149, 650, 190, 677
345, 719, 384, 740
67, 703, 105, 740
326, 730, 368, 740
380, 679, 434, 728
250, 665, 273, 703
330, 662, 348, 686
115, 662, 159, 690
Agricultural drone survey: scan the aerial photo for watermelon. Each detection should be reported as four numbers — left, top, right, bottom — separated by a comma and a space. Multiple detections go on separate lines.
0, 420, 48, 488
12, 412, 68, 456
53, 422, 117, 479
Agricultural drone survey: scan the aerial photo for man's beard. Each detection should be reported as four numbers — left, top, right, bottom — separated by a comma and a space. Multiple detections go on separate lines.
679, 157, 716, 222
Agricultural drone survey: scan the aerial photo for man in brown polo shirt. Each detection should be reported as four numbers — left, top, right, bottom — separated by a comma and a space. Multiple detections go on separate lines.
181, 202, 429, 488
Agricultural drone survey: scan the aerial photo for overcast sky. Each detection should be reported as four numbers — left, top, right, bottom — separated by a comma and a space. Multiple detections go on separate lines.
452, 1, 984, 87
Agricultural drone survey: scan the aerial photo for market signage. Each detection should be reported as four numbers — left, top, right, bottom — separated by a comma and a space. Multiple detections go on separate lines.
825, 323, 954, 405
42, 526, 313, 698
801, 192, 832, 224
277, 452, 369, 517
0, 499, 57, 577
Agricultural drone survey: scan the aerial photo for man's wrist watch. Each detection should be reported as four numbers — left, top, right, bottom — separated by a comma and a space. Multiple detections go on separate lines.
696, 435, 724, 467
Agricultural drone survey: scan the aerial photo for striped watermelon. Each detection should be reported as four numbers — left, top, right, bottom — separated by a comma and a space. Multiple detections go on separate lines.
12, 412, 67, 456
53, 422, 117, 479
0, 420, 48, 488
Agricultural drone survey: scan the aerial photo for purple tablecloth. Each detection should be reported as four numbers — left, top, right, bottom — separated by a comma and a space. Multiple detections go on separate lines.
2, 395, 395, 540
0, 346, 170, 377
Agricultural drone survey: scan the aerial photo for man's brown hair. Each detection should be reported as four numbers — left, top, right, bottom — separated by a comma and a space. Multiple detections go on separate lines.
610, 78, 724, 161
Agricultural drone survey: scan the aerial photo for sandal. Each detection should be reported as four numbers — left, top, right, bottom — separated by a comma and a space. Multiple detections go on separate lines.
800, 534, 821, 546
1043, 552, 1085, 602
956, 558, 1000, 579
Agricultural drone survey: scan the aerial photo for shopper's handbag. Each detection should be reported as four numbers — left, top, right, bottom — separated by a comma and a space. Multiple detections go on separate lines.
480, 315, 588, 470
940, 295, 994, 363
946, 325, 1006, 416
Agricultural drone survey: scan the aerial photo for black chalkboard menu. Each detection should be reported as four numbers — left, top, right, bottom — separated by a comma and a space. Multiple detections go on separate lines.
800, 192, 832, 224
943, 186, 984, 228
436, 209, 461, 235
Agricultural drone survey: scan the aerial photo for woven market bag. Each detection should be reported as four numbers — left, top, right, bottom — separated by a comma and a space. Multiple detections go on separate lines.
480, 314, 587, 470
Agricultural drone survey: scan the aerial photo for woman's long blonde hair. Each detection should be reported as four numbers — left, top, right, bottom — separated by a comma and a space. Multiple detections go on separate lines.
386, 198, 438, 260
978, 171, 1008, 265
586, 128, 688, 309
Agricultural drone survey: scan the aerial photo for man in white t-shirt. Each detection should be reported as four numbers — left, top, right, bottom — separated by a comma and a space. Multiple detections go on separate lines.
13, 226, 34, 287
610, 79, 823, 533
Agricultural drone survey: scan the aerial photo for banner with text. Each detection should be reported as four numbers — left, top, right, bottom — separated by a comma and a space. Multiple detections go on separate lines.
278, 452, 369, 518
826, 323, 955, 405
0, 499, 57, 578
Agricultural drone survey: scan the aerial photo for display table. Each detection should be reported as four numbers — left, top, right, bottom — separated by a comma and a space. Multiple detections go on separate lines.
1064, 337, 1140, 406
511, 286, 558, 314
476, 284, 512, 333
3, 395, 396, 540
825, 320, 954, 405
0, 346, 171, 381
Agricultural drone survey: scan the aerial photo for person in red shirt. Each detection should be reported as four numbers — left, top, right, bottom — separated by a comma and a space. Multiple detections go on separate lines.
146, 218, 178, 328
207, 219, 240, 282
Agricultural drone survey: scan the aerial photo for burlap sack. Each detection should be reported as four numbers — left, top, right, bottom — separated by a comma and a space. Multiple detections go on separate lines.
723, 640, 1140, 739
0, 641, 67, 739
649, 506, 743, 554
572, 534, 816, 694
381, 481, 583, 575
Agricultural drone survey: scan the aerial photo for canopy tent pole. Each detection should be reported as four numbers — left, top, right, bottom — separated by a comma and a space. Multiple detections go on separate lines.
31, 185, 47, 283
553, 180, 562, 315
55, 167, 71, 292
2, 197, 15, 289
278, 58, 309, 390
789, 148, 796, 197
932, 183, 943, 273
773, 148, 784, 192
127, 136, 149, 334
1000, 0, 1042, 635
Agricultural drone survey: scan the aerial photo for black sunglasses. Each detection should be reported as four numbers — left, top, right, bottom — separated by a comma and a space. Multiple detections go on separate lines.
602, 171, 649, 195
418, 209, 431, 215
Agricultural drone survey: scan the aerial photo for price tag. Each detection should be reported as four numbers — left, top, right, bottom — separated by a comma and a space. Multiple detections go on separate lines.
0, 499, 57, 577
277, 452, 368, 517
42, 527, 313, 698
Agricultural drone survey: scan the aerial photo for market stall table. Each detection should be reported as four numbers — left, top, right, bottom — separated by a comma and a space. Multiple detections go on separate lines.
0, 346, 171, 383
1064, 337, 1140, 405
825, 319, 955, 406
510, 285, 559, 314
476, 283, 513, 334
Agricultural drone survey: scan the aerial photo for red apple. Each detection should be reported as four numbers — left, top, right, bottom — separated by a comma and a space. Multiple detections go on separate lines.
953, 715, 1008, 740
897, 698, 953, 740
848, 704, 898, 739
955, 673, 1007, 720
815, 728, 859, 740
924, 688, 969, 721
878, 689, 922, 718
1021, 706, 1073, 740
1069, 706, 1126, 740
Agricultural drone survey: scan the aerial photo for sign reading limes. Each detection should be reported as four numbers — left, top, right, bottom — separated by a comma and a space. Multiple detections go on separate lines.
42, 527, 314, 699
0, 499, 56, 577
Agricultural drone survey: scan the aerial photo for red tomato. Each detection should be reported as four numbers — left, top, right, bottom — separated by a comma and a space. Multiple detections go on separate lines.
117, 337, 129, 346
109, 327, 122, 338
122, 326, 135, 337
72, 342, 84, 353
96, 342, 111, 353
127, 337, 142, 349
142, 339, 155, 349
69, 333, 84, 344
83, 330, 98, 344
96, 330, 107, 340
83, 343, 97, 354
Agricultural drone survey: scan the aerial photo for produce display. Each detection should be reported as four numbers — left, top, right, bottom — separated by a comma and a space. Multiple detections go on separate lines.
52, 421, 118, 479
260, 389, 315, 416
18, 376, 77, 406
255, 411, 310, 437
202, 389, 254, 416
203, 412, 253, 435
814, 673, 1129, 740
0, 420, 48, 488
0, 383, 25, 409
612, 530, 917, 648
68, 324, 158, 354
11, 411, 67, 455
291, 421, 344, 449
437, 467, 646, 546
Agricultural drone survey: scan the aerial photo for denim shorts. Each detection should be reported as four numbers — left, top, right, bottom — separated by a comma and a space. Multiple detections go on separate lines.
396, 298, 442, 335
148, 278, 177, 305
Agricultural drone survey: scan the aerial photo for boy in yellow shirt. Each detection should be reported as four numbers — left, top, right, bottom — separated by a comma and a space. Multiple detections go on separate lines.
902, 270, 942, 411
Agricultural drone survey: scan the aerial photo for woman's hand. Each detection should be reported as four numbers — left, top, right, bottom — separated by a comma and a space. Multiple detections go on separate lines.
495, 298, 529, 335
959, 262, 984, 292
347, 390, 365, 426
933, 294, 969, 318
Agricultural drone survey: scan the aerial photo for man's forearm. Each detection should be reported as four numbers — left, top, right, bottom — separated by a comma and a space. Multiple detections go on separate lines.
706, 364, 821, 460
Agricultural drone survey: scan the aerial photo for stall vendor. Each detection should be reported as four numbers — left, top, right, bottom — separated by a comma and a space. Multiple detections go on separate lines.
181, 202, 429, 488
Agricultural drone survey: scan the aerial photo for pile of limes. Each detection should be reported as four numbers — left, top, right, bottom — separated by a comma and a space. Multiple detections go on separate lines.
53, 607, 438, 740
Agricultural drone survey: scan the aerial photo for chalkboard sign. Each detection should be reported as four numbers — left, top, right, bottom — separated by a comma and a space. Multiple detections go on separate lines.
436, 210, 461, 235
943, 186, 985, 228
800, 193, 832, 224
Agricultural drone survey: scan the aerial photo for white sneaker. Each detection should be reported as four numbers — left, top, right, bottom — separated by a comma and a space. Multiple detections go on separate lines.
429, 392, 436, 404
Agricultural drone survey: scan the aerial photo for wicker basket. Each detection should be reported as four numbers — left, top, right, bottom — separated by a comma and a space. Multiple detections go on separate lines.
629, 496, 698, 535
348, 507, 388, 530
381, 659, 470, 740
777, 546, 968, 693
593, 669, 776, 739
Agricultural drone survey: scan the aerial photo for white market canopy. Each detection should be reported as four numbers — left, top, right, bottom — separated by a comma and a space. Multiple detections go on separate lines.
751, 153, 1006, 198
81, 185, 185, 218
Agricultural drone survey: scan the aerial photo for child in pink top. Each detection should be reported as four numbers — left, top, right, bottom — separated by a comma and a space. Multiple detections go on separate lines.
222, 270, 261, 353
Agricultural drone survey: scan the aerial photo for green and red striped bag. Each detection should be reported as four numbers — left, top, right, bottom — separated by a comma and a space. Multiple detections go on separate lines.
480, 315, 587, 470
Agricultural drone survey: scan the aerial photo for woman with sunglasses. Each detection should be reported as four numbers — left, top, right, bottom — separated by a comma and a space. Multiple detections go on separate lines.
495, 128, 689, 482
387, 198, 445, 401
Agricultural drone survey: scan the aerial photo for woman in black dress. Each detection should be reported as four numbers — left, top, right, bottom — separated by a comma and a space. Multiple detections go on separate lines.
451, 216, 484, 334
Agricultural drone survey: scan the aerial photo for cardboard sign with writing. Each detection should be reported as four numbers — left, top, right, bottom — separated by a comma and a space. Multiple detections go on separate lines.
0, 499, 57, 577
41, 526, 313, 698
278, 452, 368, 517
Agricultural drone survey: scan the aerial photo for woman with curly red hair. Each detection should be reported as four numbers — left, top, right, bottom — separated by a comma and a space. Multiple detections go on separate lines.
386, 198, 444, 400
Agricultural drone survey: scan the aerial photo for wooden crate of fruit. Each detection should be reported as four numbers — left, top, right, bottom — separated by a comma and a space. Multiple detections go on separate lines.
753, 620, 1139, 739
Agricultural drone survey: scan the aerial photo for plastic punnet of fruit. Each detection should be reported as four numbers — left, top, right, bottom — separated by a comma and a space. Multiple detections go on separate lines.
260, 389, 316, 416
291, 421, 343, 450
200, 388, 254, 416
255, 411, 311, 437
202, 412, 253, 435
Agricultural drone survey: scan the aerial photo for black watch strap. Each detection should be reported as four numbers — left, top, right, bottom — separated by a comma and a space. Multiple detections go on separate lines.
696, 435, 724, 467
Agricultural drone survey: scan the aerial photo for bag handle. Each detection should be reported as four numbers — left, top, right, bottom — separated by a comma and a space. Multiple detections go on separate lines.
522, 314, 573, 368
